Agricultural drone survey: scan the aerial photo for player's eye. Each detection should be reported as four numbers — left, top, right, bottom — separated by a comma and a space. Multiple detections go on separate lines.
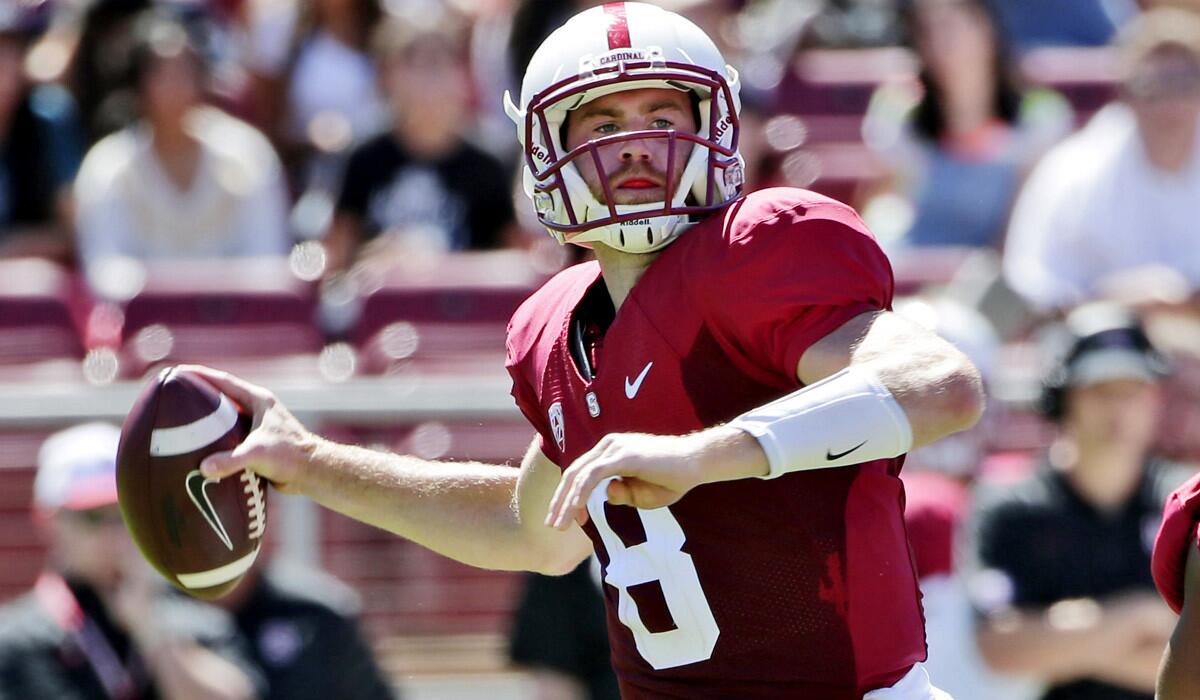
650, 118, 674, 129
594, 122, 621, 134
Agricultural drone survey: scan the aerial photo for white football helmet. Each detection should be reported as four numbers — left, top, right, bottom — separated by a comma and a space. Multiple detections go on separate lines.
503, 2, 744, 254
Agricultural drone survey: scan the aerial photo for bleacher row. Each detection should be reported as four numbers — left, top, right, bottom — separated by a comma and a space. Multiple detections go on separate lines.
769, 46, 1117, 200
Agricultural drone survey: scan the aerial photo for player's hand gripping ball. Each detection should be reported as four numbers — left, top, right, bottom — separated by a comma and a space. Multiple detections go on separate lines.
116, 366, 267, 599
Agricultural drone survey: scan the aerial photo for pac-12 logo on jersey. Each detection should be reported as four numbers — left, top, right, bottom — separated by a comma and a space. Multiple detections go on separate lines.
548, 402, 566, 452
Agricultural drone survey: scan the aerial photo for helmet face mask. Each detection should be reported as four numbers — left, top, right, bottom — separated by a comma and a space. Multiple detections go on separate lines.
504, 2, 744, 254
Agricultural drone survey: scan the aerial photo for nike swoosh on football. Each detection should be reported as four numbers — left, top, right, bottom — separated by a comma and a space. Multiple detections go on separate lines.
826, 440, 868, 462
185, 469, 234, 551
624, 361, 654, 399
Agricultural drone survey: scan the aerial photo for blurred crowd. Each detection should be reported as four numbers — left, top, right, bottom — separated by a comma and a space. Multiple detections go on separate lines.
3, 0, 1200, 699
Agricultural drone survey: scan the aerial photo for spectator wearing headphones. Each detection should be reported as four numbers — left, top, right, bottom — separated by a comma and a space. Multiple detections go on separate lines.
965, 303, 1188, 700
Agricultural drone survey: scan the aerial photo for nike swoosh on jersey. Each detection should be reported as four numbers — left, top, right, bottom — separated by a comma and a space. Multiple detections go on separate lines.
825, 440, 868, 462
624, 361, 654, 399
185, 469, 234, 550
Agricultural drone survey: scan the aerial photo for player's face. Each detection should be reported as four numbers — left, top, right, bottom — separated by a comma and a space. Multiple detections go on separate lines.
1064, 378, 1162, 450
563, 87, 697, 206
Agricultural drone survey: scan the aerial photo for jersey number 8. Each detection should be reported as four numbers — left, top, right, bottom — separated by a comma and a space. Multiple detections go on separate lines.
588, 478, 720, 669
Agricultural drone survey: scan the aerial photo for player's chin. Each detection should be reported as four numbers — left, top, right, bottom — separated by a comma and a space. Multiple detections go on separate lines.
609, 188, 667, 206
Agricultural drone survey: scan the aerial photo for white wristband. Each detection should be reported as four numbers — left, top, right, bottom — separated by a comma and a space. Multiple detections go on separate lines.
727, 366, 913, 479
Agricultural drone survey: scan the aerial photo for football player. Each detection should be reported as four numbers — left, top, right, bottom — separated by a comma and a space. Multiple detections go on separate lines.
195, 3, 980, 697
1152, 472, 1200, 699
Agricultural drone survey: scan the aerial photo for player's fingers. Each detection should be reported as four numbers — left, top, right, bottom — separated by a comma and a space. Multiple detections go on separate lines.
547, 466, 584, 529
199, 449, 242, 480
177, 365, 273, 412
606, 478, 635, 506
549, 460, 598, 530
544, 465, 577, 527
562, 461, 618, 527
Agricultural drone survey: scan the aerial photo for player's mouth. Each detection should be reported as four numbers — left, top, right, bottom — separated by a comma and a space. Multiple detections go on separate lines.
616, 178, 662, 190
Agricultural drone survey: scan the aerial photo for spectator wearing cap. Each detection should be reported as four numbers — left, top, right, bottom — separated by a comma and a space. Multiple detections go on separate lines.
965, 304, 1189, 700
0, 0, 84, 262
0, 422, 265, 700
1004, 9, 1200, 315
72, 10, 290, 298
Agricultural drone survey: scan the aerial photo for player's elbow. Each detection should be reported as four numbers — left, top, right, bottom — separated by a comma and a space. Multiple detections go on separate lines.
531, 547, 589, 577
941, 359, 986, 434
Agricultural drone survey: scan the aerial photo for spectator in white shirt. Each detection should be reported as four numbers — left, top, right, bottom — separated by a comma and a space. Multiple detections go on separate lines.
74, 11, 290, 295
1003, 9, 1200, 315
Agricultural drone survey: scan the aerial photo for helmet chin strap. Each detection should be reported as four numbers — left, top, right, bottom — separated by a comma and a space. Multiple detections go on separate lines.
569, 213, 691, 254
557, 138, 709, 253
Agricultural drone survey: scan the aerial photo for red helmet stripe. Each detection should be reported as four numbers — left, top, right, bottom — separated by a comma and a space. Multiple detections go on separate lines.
603, 3, 632, 50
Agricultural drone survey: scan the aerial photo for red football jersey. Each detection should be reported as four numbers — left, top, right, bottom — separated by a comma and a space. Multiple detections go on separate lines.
1152, 470, 1200, 614
506, 188, 926, 698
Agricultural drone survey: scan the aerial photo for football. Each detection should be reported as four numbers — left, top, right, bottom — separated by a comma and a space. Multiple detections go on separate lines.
116, 366, 267, 599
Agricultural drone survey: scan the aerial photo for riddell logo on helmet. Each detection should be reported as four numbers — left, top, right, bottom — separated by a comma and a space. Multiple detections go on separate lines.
714, 116, 732, 140
531, 145, 550, 163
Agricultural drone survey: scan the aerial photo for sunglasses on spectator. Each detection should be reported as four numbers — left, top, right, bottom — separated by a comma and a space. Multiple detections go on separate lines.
64, 507, 126, 528
1126, 65, 1200, 101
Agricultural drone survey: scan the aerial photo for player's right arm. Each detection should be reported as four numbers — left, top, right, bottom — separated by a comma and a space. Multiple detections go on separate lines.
189, 366, 593, 576
1158, 539, 1200, 699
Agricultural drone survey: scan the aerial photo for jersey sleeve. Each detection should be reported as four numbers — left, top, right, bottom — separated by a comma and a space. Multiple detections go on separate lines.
505, 318, 556, 461
1153, 472, 1200, 614
690, 201, 894, 385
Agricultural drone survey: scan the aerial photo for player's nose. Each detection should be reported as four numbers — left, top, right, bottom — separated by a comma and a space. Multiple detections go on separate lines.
619, 138, 653, 162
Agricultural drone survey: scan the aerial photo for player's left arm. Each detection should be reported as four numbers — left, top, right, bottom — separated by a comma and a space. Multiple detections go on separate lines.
546, 309, 983, 528
1158, 538, 1200, 699
794, 309, 983, 447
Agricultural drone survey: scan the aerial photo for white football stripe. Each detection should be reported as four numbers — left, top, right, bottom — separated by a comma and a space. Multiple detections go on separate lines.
176, 548, 260, 589
150, 393, 238, 457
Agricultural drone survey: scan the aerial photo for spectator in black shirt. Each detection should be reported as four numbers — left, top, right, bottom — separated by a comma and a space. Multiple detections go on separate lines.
0, 423, 263, 700
509, 560, 619, 700
327, 10, 518, 273
967, 304, 1185, 700
215, 558, 397, 700
0, 2, 83, 262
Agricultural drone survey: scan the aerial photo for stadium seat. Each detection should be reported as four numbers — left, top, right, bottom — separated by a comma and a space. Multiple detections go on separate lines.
774, 47, 917, 116
0, 429, 55, 601
112, 259, 323, 378
0, 260, 87, 381
1020, 46, 1119, 122
349, 250, 546, 346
